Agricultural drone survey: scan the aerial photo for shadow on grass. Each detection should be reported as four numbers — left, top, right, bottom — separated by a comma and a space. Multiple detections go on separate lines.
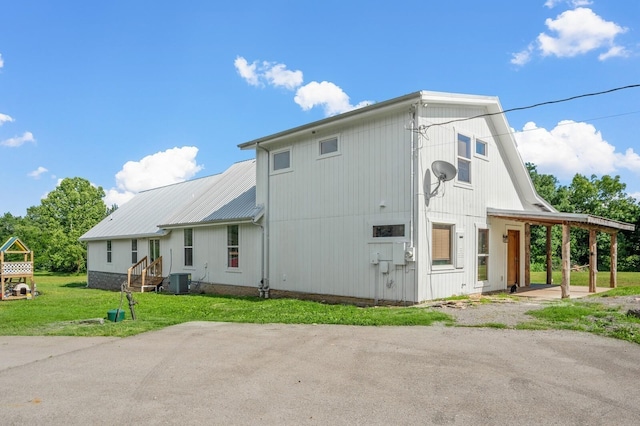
62, 282, 89, 288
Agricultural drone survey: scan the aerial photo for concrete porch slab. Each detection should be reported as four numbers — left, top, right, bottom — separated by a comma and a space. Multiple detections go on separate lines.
511, 283, 611, 300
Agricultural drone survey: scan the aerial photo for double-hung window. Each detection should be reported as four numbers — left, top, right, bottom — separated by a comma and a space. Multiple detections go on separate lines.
184, 228, 193, 267
227, 225, 239, 268
131, 239, 138, 264
457, 134, 471, 183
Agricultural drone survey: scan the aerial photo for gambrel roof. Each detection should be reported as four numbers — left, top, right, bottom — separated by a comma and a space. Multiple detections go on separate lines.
80, 159, 256, 241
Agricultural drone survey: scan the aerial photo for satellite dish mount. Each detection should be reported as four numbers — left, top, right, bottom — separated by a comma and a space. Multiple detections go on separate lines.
424, 160, 457, 206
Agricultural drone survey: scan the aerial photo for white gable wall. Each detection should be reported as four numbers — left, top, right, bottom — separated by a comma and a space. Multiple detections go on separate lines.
416, 103, 526, 301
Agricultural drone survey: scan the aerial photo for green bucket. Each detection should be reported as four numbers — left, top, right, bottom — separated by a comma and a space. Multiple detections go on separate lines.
107, 309, 125, 322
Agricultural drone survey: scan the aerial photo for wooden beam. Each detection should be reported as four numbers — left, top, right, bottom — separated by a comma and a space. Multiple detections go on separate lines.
610, 232, 618, 288
525, 223, 531, 287
546, 225, 553, 285
561, 223, 571, 298
589, 229, 597, 293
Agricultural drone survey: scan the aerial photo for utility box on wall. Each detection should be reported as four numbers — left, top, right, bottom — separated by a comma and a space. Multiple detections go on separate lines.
169, 273, 190, 295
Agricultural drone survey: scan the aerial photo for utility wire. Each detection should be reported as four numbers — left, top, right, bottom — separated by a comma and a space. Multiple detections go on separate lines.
420, 84, 640, 132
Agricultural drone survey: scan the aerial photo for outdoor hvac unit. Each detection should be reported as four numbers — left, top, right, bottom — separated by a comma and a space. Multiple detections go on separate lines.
169, 273, 190, 295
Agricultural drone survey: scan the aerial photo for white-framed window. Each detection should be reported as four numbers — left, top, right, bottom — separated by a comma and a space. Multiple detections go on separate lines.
457, 134, 471, 184
272, 148, 291, 173
477, 228, 489, 281
184, 228, 193, 267
318, 136, 339, 158
227, 225, 239, 268
475, 139, 487, 158
149, 239, 160, 262
432, 223, 454, 266
107, 240, 112, 263
131, 239, 138, 264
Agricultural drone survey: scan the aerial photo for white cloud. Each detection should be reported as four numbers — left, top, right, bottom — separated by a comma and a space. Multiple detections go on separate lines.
264, 63, 303, 90
538, 8, 627, 58
0, 53, 3, 68
545, 0, 592, 8
27, 166, 48, 179
103, 146, 203, 207
0, 113, 14, 126
630, 192, 640, 202
512, 7, 629, 65
234, 56, 259, 86
511, 44, 534, 66
514, 120, 640, 179
236, 56, 371, 117
0, 131, 35, 147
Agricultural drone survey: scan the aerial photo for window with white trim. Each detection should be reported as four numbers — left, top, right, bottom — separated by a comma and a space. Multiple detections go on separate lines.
149, 239, 160, 262
107, 240, 112, 263
227, 225, 239, 268
477, 229, 489, 281
457, 134, 471, 183
372, 224, 405, 238
475, 139, 487, 157
131, 239, 138, 264
432, 224, 453, 266
272, 149, 291, 172
319, 137, 338, 156
184, 228, 193, 267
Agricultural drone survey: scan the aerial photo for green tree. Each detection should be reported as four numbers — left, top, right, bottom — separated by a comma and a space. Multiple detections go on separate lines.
25, 177, 107, 272
0, 212, 21, 245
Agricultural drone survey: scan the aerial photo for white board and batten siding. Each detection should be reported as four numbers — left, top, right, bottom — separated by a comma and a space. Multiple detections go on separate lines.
262, 110, 417, 301
416, 103, 527, 301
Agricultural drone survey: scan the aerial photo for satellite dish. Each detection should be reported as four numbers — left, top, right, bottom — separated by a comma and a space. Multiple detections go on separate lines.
424, 161, 457, 206
432, 160, 457, 182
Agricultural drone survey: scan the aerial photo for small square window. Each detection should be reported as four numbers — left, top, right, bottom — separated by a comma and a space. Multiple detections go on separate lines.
273, 150, 291, 171
320, 137, 338, 155
476, 140, 487, 156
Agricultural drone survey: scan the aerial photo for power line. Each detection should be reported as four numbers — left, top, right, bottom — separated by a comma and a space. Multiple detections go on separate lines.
420, 84, 640, 132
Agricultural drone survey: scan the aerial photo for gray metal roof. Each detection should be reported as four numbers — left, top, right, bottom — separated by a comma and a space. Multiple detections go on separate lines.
487, 208, 635, 232
80, 159, 256, 241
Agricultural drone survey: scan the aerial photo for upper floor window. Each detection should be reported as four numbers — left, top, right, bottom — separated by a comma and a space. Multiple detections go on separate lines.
457, 134, 471, 183
475, 139, 487, 157
272, 149, 291, 172
184, 228, 193, 267
107, 240, 112, 263
319, 137, 339, 157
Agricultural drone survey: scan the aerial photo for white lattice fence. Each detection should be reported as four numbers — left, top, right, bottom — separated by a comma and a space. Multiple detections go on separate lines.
1, 262, 33, 275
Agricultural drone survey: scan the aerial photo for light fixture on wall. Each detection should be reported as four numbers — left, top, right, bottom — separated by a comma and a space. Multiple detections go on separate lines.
502, 234, 508, 243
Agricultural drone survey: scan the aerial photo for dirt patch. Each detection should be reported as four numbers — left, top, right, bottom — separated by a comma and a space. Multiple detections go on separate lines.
423, 295, 640, 327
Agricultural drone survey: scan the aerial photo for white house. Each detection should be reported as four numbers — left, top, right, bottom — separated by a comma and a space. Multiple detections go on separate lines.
81, 90, 633, 303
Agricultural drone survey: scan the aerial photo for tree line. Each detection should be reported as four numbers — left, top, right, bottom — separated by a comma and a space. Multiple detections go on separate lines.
1, 169, 639, 273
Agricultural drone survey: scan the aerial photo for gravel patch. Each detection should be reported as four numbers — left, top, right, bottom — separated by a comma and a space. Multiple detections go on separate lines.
423, 295, 640, 327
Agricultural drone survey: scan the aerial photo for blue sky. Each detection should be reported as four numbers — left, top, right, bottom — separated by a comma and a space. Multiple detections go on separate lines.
1, 0, 639, 217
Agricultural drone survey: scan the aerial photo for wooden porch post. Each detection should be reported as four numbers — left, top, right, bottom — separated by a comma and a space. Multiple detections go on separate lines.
589, 229, 597, 293
610, 232, 618, 288
561, 223, 571, 298
524, 223, 531, 287
546, 225, 553, 285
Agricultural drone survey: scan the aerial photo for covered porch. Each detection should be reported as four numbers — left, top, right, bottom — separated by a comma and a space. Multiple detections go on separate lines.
488, 209, 635, 299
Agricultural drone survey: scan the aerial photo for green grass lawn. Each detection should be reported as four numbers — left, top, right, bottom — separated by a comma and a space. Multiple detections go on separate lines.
0, 273, 452, 337
530, 270, 639, 287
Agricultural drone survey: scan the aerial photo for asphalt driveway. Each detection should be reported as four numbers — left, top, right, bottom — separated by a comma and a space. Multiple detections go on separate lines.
1, 322, 640, 425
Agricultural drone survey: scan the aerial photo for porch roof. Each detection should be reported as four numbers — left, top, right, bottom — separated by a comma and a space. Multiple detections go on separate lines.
487, 208, 635, 232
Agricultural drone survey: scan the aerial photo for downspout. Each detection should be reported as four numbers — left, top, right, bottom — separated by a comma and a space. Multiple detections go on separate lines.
409, 104, 419, 304
256, 143, 271, 298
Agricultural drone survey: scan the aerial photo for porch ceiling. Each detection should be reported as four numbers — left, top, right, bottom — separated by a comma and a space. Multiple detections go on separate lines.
487, 208, 635, 232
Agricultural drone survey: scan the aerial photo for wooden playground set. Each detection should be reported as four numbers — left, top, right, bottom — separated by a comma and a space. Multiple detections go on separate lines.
1, 237, 35, 301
